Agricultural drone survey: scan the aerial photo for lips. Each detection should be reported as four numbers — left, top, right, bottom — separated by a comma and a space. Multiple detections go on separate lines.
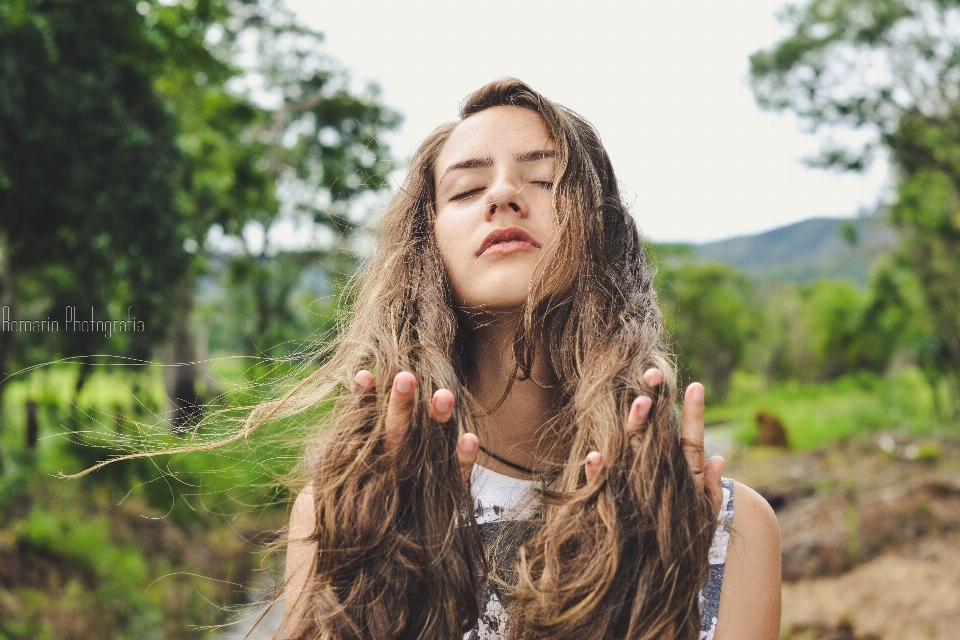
477, 227, 541, 256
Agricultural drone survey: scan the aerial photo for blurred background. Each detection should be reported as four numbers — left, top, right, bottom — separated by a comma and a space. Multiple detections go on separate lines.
1, 0, 959, 638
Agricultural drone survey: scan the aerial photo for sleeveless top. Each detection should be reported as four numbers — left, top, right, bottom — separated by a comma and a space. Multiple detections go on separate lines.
464, 465, 736, 640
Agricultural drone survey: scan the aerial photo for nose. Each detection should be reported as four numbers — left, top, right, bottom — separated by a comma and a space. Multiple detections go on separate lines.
484, 169, 529, 221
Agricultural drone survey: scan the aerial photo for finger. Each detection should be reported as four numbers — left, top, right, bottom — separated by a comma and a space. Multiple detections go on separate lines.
643, 367, 663, 389
680, 382, 706, 490
584, 451, 603, 484
704, 455, 725, 514
627, 395, 652, 434
354, 369, 375, 393
458, 433, 479, 484
383, 371, 416, 453
429, 388, 455, 423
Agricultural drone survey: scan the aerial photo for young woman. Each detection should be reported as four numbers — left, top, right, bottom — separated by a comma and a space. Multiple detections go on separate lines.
280, 78, 780, 639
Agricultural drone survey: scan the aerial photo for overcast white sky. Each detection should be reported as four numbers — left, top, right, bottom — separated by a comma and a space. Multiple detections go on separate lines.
286, 0, 892, 244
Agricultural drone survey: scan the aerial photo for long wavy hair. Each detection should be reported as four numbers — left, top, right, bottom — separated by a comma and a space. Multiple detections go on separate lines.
263, 77, 715, 639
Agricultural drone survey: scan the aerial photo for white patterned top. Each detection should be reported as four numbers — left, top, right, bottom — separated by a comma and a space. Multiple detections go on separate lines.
463, 465, 736, 640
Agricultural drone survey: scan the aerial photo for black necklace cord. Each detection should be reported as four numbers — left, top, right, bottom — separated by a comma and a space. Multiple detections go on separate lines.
478, 444, 539, 476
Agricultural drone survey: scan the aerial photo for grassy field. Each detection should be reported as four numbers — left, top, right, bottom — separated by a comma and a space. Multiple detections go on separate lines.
704, 367, 944, 451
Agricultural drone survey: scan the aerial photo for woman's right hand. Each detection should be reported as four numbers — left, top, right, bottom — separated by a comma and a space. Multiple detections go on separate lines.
285, 370, 478, 619
353, 370, 480, 484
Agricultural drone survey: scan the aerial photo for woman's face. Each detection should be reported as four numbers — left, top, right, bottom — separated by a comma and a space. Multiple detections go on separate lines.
433, 106, 558, 312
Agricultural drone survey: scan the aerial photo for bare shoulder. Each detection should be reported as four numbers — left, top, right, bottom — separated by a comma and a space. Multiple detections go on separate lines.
285, 484, 318, 619
289, 483, 317, 539
714, 481, 781, 640
728, 481, 780, 555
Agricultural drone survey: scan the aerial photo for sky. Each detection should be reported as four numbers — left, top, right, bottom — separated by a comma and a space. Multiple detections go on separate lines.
285, 0, 892, 244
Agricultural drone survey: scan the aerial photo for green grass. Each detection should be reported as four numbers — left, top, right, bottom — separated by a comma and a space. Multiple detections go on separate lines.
706, 367, 944, 451
0, 363, 304, 639
3, 361, 337, 551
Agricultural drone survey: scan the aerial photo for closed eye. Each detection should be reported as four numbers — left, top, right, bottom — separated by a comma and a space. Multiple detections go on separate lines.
452, 187, 484, 201
533, 181, 553, 189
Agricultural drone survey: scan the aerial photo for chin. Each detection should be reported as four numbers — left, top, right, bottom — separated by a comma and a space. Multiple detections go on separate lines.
477, 273, 536, 304
455, 289, 530, 315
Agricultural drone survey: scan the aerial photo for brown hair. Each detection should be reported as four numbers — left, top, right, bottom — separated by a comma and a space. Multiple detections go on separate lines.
267, 78, 715, 639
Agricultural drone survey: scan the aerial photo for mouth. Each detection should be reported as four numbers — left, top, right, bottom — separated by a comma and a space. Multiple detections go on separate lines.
477, 227, 541, 256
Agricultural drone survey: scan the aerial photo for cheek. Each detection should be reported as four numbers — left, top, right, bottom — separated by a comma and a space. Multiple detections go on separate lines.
537, 216, 559, 253
432, 215, 464, 277
433, 215, 481, 306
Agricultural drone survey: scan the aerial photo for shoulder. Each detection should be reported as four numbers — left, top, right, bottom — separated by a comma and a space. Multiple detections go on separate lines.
290, 483, 316, 536
728, 481, 780, 553
713, 481, 781, 640
285, 484, 318, 619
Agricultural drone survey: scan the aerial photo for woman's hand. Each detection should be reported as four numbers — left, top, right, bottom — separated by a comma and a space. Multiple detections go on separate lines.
353, 370, 479, 483
285, 370, 478, 617
356, 368, 723, 511
583, 368, 725, 513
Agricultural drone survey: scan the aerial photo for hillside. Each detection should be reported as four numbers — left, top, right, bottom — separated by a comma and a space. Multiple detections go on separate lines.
657, 216, 899, 286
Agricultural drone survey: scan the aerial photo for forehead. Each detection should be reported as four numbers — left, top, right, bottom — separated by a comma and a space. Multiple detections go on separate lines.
435, 106, 554, 182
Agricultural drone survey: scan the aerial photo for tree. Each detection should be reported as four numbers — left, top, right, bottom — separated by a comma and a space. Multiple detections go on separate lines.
885, 106, 960, 411
0, 0, 402, 430
797, 278, 902, 379
656, 262, 755, 401
749, 0, 960, 417
156, 0, 401, 426
0, 0, 189, 430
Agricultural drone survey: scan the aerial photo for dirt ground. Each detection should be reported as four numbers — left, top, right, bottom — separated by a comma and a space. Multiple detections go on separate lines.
721, 431, 960, 640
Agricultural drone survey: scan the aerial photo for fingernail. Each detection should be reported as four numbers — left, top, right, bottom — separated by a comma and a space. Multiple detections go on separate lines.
691, 385, 704, 403
462, 436, 477, 452
436, 396, 452, 412
635, 396, 651, 417
395, 376, 411, 393
644, 370, 661, 386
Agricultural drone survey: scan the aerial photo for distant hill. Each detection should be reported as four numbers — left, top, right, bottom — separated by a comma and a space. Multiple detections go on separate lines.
655, 217, 899, 286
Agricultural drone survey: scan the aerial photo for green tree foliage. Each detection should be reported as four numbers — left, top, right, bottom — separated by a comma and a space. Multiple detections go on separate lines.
656, 255, 911, 389
197, 251, 339, 359
796, 279, 899, 379
802, 281, 868, 378
0, 0, 189, 418
158, 0, 400, 425
656, 262, 755, 401
199, 0, 401, 357
749, 0, 960, 417
162, 0, 400, 250
0, 0, 401, 428
752, 273, 912, 383
749, 0, 960, 171
887, 110, 960, 416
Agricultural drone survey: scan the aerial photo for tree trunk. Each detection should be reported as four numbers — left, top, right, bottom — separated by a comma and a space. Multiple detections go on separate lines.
0, 317, 13, 436
0, 252, 15, 437
25, 400, 38, 450
164, 277, 202, 432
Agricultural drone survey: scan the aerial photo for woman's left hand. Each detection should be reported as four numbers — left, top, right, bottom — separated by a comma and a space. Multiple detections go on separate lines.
583, 369, 725, 513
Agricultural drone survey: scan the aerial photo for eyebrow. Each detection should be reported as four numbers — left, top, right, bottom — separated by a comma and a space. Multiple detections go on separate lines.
514, 149, 556, 164
438, 149, 556, 185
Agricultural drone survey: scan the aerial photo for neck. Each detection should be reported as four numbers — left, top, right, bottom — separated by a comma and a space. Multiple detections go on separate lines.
464, 312, 560, 477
